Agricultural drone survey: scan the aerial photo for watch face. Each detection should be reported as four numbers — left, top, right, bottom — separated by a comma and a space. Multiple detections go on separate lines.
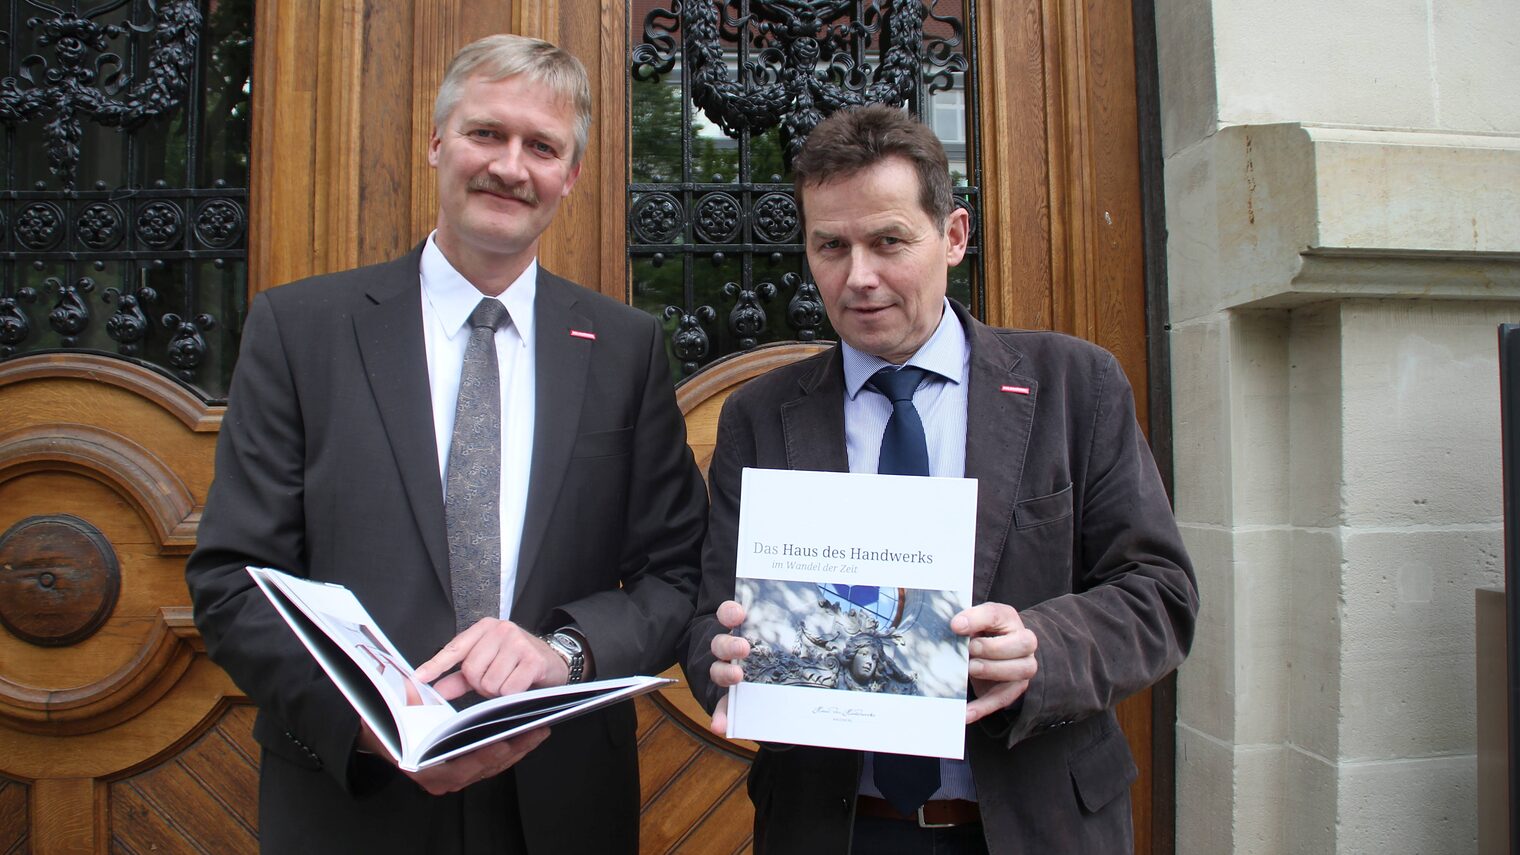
552, 632, 582, 655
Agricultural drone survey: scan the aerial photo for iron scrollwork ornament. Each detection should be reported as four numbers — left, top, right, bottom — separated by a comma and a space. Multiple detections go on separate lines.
0, 0, 203, 189
0, 289, 40, 356
103, 282, 157, 355
633, 0, 930, 160
46, 275, 95, 344
161, 311, 215, 379
724, 280, 776, 349
783, 272, 825, 341
663, 304, 717, 376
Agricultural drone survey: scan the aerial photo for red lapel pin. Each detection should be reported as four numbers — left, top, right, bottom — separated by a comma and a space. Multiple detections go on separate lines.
1001, 385, 1030, 395
569, 329, 596, 340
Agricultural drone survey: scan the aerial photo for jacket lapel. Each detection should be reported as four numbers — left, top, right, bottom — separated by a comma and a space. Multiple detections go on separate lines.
513, 271, 592, 604
957, 304, 1035, 603
352, 247, 451, 592
781, 346, 851, 473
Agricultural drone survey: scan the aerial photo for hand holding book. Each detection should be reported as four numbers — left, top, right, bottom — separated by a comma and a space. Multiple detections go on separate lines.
705, 599, 750, 737
953, 603, 1039, 725
357, 717, 551, 795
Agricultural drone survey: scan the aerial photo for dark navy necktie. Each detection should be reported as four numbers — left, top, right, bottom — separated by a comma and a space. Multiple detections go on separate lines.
865, 365, 941, 814
446, 298, 509, 634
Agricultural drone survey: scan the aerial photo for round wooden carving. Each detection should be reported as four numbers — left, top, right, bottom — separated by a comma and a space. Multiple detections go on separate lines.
0, 515, 121, 647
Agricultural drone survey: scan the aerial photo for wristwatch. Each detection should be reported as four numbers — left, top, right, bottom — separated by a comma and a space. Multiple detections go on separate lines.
542, 629, 586, 684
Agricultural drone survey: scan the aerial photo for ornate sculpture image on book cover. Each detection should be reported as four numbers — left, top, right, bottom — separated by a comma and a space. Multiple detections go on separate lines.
738, 579, 967, 700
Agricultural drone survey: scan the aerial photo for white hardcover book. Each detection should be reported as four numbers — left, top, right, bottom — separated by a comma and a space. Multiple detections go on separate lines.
726, 468, 977, 759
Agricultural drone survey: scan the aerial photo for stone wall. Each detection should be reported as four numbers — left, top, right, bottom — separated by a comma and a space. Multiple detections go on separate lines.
1156, 2, 1520, 851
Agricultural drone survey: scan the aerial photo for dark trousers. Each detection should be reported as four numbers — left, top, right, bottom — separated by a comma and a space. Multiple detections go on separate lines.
258, 749, 527, 854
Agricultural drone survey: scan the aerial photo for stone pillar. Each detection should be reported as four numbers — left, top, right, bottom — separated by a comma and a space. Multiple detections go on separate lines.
1157, 2, 1520, 852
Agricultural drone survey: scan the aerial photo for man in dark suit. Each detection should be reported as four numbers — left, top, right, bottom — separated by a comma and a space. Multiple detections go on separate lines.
187, 35, 707, 854
681, 105, 1198, 854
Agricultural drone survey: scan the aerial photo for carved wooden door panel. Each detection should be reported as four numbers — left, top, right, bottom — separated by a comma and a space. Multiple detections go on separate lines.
0, 1, 1165, 853
0, 358, 250, 853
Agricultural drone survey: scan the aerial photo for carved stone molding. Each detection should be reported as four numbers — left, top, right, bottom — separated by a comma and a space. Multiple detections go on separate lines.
0, 425, 199, 553
0, 515, 121, 647
0, 353, 223, 432
0, 607, 201, 735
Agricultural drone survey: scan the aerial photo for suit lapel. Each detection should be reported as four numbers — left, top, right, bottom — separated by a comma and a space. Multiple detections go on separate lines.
513, 271, 592, 604
352, 247, 451, 592
781, 347, 851, 473
957, 304, 1035, 603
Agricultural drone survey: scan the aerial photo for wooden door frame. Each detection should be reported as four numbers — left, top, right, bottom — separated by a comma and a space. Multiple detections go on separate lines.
1131, 0, 1179, 850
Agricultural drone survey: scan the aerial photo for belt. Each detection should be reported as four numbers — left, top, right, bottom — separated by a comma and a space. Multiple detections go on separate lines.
855, 796, 981, 828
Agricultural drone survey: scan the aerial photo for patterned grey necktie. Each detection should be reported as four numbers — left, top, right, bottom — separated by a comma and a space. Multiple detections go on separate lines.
446, 298, 510, 633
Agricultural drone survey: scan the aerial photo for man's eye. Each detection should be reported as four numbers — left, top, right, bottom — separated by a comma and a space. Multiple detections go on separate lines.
531, 141, 555, 155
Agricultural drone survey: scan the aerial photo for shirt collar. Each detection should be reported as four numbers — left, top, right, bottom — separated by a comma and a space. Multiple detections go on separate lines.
841, 298, 968, 399
420, 232, 537, 348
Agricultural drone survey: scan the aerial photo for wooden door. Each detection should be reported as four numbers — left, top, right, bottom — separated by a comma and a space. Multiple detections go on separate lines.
0, 1, 1165, 853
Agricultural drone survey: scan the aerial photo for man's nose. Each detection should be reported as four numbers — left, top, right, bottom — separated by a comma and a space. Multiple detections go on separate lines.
844, 249, 879, 291
487, 140, 529, 183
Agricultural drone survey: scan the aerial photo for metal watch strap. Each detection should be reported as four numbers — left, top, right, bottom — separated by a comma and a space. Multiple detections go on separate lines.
543, 629, 586, 683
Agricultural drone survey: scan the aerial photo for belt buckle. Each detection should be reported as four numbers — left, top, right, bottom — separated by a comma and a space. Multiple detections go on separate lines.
916, 804, 956, 829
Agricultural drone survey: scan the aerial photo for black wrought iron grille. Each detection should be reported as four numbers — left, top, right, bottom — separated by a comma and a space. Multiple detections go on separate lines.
630, 0, 980, 379
0, 0, 252, 402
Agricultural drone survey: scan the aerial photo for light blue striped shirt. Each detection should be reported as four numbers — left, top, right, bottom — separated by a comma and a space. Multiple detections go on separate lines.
842, 299, 977, 804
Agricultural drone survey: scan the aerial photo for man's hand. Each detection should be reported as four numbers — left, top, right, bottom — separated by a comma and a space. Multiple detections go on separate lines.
952, 602, 1038, 725
357, 721, 550, 796
412, 619, 569, 700
707, 600, 750, 736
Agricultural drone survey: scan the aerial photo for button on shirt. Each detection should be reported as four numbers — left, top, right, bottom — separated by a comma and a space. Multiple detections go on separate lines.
841, 298, 976, 804
420, 234, 536, 620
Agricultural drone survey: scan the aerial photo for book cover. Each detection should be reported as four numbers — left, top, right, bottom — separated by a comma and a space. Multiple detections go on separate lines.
726, 468, 977, 759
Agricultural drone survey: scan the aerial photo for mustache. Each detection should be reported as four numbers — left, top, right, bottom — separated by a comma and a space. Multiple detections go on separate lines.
467, 176, 537, 206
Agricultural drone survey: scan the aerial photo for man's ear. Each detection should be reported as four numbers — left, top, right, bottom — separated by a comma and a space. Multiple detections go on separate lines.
427, 126, 442, 168
944, 206, 970, 266
561, 160, 583, 197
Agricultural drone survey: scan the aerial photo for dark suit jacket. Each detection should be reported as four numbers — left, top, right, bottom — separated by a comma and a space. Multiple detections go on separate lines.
681, 303, 1198, 854
187, 247, 708, 854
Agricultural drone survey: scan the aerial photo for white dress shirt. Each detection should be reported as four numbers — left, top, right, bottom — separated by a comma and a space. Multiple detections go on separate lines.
842, 298, 977, 804
419, 234, 536, 619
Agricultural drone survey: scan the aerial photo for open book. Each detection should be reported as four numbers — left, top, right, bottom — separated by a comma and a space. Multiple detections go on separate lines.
248, 566, 671, 772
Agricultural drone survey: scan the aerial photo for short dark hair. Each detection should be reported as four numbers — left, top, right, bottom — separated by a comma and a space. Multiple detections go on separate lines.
791, 105, 953, 230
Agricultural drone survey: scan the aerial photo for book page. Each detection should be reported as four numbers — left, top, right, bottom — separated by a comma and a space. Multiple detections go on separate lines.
248, 568, 450, 759
411, 676, 669, 769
